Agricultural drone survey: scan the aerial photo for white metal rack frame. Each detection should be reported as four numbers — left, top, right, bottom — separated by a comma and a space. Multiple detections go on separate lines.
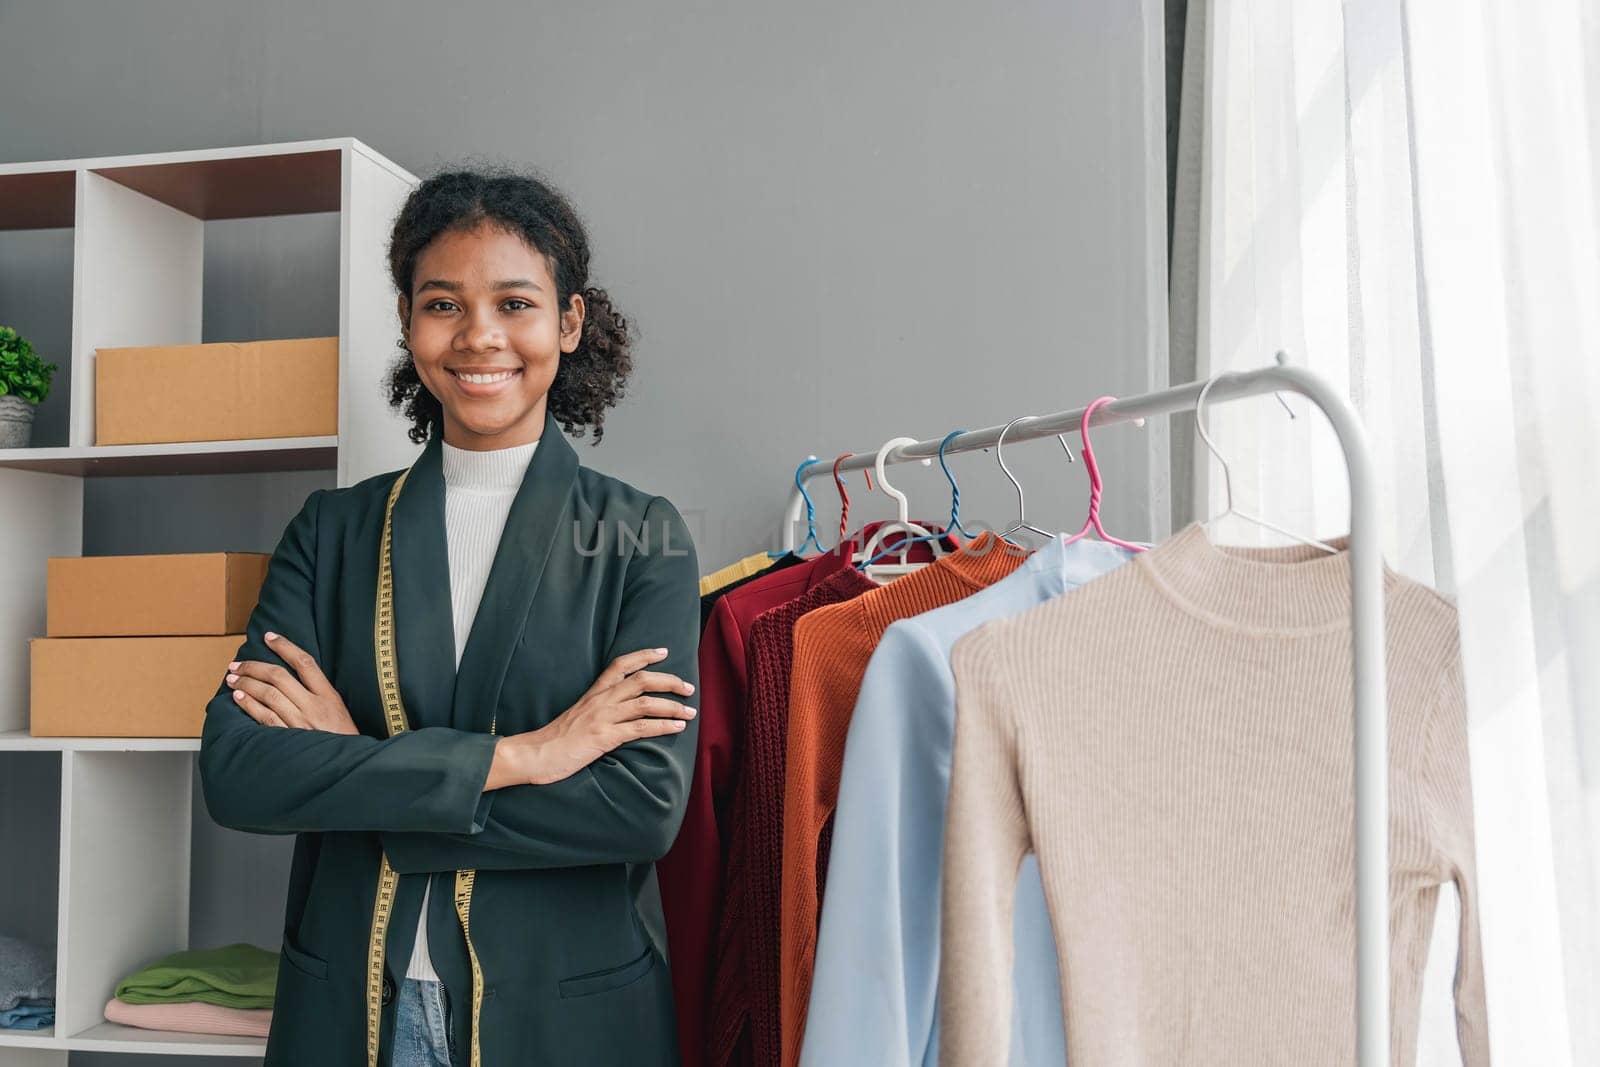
780, 363, 1392, 1067
0, 138, 422, 1065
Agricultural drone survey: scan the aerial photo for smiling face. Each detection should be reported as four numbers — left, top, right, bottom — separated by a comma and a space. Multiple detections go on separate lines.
398, 223, 585, 450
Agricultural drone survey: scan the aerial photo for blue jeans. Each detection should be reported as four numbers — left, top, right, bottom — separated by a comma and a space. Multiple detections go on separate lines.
392, 977, 457, 1067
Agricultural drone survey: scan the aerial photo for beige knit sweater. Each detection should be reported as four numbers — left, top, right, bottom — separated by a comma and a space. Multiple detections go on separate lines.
939, 522, 1487, 1066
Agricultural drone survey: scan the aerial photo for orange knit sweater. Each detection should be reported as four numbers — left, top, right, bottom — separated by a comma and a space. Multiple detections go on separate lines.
779, 531, 1028, 1066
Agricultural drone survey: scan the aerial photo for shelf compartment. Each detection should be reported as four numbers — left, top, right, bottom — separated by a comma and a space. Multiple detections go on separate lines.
71, 167, 347, 453
0, 205, 74, 451
0, 751, 61, 1052
0, 751, 61, 927
55, 750, 192, 1039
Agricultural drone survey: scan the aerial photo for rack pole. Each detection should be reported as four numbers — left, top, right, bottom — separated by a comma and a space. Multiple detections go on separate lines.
779, 364, 1389, 1066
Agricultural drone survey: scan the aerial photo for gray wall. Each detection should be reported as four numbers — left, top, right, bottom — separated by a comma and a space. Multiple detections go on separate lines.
0, 2, 1168, 1062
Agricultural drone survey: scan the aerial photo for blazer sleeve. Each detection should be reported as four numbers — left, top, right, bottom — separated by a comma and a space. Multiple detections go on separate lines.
380, 494, 702, 873
198, 488, 500, 836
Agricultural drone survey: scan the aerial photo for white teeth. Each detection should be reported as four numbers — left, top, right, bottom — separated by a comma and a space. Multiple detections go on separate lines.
454, 370, 518, 384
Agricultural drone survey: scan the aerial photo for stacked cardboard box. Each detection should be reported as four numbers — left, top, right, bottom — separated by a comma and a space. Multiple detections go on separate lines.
30, 554, 269, 737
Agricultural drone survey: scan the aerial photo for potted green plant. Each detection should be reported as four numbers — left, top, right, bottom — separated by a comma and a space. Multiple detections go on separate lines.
0, 326, 59, 448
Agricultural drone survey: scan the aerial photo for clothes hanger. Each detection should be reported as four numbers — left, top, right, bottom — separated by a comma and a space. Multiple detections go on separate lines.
858, 429, 973, 568
1194, 373, 1340, 553
830, 452, 862, 552
830, 451, 894, 553
852, 437, 946, 583
771, 457, 824, 558
937, 429, 980, 542
992, 416, 1074, 549
1061, 396, 1148, 552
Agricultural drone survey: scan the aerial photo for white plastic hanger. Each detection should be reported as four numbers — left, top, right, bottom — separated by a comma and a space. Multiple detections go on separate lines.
852, 436, 945, 583
1194, 371, 1341, 554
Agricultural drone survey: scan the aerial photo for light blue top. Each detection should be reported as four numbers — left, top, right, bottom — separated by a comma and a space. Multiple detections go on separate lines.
799, 535, 1138, 1067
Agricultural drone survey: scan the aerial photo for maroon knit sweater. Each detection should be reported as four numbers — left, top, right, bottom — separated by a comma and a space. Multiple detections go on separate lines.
706, 566, 876, 1067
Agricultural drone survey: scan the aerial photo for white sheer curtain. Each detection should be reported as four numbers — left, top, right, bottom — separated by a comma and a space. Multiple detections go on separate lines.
1174, 0, 1600, 1061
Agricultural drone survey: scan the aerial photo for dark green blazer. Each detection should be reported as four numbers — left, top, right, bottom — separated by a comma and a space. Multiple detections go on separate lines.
198, 408, 700, 1066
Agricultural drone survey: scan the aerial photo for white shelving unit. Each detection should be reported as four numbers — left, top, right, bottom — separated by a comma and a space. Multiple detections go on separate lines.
0, 138, 422, 1064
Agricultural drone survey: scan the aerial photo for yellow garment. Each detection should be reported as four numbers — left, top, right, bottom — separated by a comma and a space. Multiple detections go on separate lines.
698, 551, 778, 597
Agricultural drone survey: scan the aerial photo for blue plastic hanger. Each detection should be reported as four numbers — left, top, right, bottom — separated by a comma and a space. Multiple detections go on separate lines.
771, 457, 825, 558
937, 429, 979, 542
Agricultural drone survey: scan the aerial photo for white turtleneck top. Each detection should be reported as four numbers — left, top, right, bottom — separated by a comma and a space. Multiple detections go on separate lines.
405, 434, 540, 983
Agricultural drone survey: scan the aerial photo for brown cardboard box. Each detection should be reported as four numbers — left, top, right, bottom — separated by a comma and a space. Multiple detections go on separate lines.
47, 553, 270, 637
30, 635, 241, 737
95, 336, 339, 445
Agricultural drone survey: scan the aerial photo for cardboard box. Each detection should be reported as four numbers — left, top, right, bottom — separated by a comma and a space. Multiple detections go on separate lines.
30, 635, 242, 737
95, 336, 339, 445
47, 552, 270, 637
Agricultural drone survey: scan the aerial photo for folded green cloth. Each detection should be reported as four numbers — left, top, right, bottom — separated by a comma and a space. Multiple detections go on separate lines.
114, 943, 278, 1009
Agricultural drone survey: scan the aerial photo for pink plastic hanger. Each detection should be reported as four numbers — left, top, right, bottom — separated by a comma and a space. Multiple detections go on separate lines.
1061, 395, 1148, 552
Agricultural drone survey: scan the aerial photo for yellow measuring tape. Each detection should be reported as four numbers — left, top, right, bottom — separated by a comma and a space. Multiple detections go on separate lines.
366, 466, 489, 1067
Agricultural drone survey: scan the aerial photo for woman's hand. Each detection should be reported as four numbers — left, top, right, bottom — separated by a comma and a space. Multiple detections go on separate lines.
512, 646, 696, 786
223, 631, 360, 735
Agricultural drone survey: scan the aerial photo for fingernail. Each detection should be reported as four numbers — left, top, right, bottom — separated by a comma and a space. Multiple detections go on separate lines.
226, 674, 239, 684
673, 720, 686, 730
684, 683, 695, 694
233, 691, 244, 702
228, 661, 240, 671
265, 632, 277, 641
655, 647, 668, 655
685, 707, 697, 718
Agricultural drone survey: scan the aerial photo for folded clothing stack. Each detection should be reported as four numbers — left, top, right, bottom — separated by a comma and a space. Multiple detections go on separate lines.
0, 935, 56, 1030
104, 942, 276, 1037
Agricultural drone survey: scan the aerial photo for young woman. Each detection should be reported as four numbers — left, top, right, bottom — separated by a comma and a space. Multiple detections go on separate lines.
198, 168, 701, 1067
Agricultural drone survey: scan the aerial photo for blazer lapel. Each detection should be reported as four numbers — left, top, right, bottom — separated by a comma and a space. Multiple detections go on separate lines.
388, 432, 457, 730
389, 410, 581, 733
450, 408, 579, 733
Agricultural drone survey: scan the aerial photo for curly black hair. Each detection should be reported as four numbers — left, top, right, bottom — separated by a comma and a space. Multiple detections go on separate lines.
385, 163, 634, 445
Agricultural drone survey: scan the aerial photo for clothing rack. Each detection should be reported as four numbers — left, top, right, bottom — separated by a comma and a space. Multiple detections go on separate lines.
778, 362, 1391, 1067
